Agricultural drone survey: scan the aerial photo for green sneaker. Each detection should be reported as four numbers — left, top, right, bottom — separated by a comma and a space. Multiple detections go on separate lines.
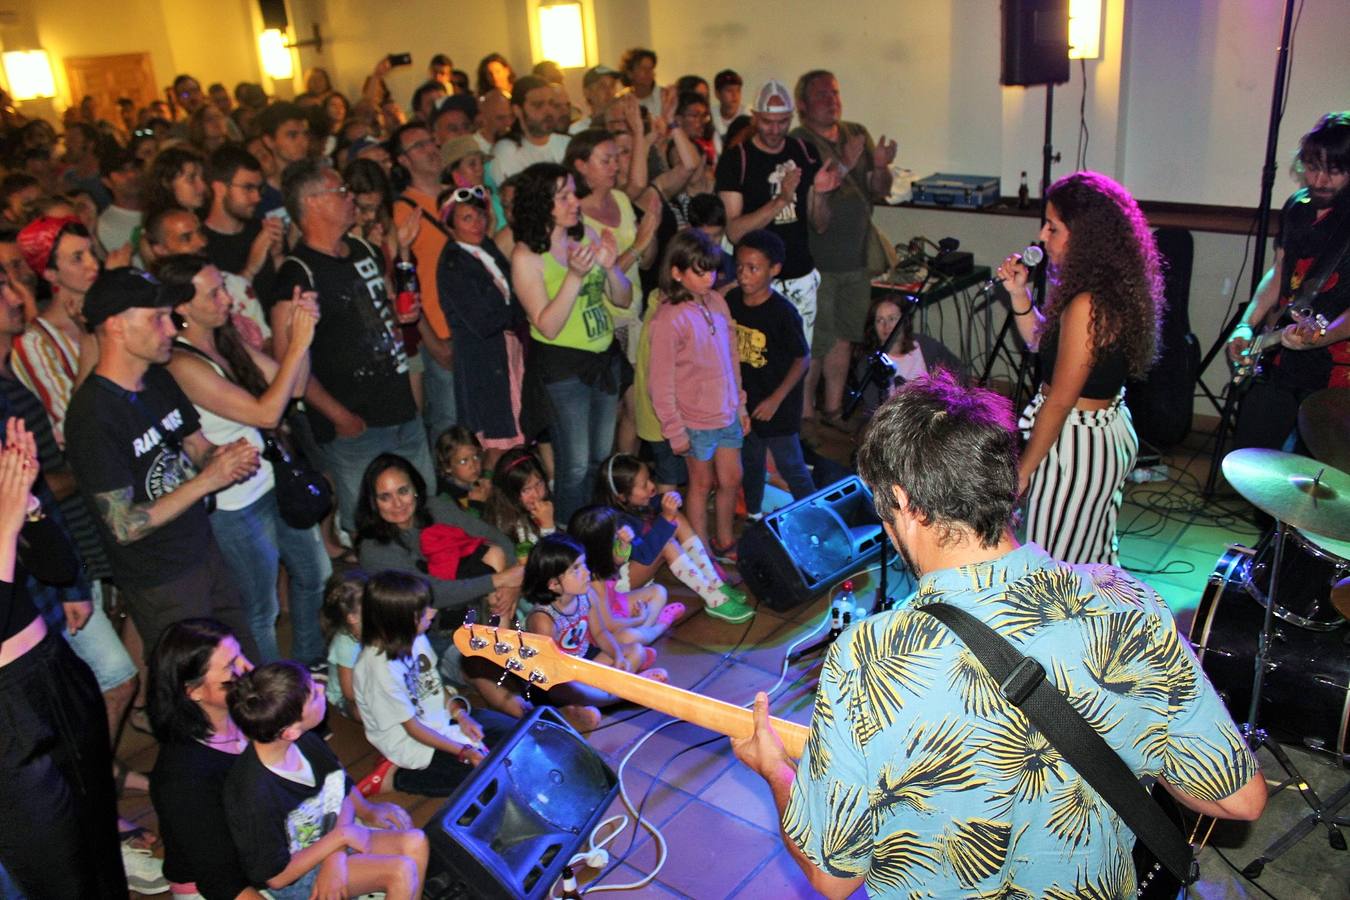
717, 584, 748, 605
705, 594, 755, 623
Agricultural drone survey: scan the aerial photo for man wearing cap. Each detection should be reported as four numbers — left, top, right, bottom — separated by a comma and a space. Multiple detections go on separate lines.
14, 215, 99, 447
712, 69, 744, 145
572, 65, 621, 135
716, 78, 843, 400
96, 144, 144, 258
431, 94, 478, 147
64, 268, 262, 657
790, 70, 898, 426
391, 121, 460, 443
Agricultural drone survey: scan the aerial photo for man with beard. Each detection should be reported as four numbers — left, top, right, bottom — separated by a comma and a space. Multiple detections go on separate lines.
65, 268, 260, 657
733, 372, 1266, 898
1228, 111, 1350, 451
204, 143, 283, 302
488, 76, 569, 183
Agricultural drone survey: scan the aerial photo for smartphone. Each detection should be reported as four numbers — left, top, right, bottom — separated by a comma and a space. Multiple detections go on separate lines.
387, 52, 412, 67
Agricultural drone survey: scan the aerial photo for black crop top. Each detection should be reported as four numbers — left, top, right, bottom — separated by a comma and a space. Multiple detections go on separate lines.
1, 569, 37, 645
1039, 326, 1128, 399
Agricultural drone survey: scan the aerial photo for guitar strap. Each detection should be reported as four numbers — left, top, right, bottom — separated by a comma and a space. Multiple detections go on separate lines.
1273, 199, 1350, 324
915, 603, 1199, 887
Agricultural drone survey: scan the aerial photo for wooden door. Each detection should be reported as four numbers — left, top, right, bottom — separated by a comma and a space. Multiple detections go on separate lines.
63, 53, 157, 122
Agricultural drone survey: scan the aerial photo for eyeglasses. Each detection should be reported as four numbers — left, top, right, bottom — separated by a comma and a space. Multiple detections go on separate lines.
401, 137, 436, 155
313, 184, 350, 197
448, 186, 487, 203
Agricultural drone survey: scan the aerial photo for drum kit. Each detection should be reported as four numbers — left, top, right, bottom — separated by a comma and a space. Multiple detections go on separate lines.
1189, 388, 1350, 878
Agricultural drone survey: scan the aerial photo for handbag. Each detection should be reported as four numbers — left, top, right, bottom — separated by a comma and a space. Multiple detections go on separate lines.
262, 412, 333, 530
915, 602, 1198, 895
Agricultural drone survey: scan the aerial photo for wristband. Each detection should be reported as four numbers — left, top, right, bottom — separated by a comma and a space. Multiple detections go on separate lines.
1012, 306, 1034, 317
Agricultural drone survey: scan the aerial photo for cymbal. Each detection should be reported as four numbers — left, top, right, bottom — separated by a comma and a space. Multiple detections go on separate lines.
1222, 449, 1350, 541
1298, 388, 1350, 471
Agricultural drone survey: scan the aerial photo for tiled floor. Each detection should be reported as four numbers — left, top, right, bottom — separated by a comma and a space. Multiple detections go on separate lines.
118, 423, 1350, 898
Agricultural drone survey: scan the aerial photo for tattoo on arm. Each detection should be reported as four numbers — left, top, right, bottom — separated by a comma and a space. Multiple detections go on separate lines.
93, 486, 157, 544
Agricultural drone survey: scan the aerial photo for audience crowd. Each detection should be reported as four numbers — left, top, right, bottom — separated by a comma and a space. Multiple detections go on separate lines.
0, 46, 913, 898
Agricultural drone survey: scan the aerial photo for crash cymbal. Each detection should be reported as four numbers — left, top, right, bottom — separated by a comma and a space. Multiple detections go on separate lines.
1298, 388, 1350, 472
1222, 449, 1350, 541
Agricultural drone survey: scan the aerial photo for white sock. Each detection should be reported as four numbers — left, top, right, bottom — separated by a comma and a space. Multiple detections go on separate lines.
681, 536, 725, 590
670, 552, 725, 606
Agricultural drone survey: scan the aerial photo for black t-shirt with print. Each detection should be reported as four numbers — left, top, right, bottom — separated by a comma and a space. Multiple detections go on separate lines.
205, 220, 277, 301
715, 138, 821, 279
65, 366, 207, 588
725, 286, 809, 436
272, 236, 416, 443
1271, 188, 1350, 390
224, 732, 352, 889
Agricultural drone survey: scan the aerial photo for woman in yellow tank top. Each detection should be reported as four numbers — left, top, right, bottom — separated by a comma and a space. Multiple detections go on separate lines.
510, 162, 633, 523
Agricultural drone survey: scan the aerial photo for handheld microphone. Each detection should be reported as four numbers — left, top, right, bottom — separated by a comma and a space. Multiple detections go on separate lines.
980, 245, 1044, 293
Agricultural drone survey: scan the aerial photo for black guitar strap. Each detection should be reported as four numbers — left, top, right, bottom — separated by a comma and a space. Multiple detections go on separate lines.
1274, 199, 1350, 323
915, 602, 1198, 887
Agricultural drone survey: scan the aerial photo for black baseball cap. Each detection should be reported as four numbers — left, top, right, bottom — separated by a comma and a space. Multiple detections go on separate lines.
83, 268, 193, 330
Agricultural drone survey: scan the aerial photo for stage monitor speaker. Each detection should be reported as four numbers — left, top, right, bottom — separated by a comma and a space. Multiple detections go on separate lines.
426, 707, 619, 900
1001, 0, 1071, 86
737, 476, 886, 612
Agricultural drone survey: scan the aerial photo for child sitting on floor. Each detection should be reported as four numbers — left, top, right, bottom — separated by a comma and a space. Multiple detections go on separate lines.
434, 425, 493, 516
483, 446, 556, 559
568, 504, 685, 644
223, 661, 427, 900
321, 568, 367, 722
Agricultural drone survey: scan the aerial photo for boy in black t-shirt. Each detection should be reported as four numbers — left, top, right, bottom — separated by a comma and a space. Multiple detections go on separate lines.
725, 230, 817, 517
224, 662, 428, 900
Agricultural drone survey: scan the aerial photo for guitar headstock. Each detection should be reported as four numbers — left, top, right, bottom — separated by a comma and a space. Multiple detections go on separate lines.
453, 610, 577, 688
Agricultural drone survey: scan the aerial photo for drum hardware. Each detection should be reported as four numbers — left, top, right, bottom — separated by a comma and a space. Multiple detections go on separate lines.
1218, 450, 1350, 877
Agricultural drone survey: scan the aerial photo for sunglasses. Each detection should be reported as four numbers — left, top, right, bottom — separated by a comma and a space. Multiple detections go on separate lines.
447, 185, 487, 203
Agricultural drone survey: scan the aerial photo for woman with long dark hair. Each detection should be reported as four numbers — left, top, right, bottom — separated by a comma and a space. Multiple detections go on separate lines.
142, 145, 209, 219
147, 618, 256, 899
510, 163, 632, 522
996, 171, 1163, 565
158, 254, 331, 665
475, 54, 516, 98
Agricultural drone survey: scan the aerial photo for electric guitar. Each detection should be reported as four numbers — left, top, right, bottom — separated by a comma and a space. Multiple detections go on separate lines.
1231, 306, 1330, 387
454, 616, 1197, 897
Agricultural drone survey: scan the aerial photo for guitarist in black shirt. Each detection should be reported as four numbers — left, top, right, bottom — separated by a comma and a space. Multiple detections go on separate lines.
1228, 112, 1350, 452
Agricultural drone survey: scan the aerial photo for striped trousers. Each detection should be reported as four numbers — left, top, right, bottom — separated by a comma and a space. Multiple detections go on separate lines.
1018, 389, 1138, 566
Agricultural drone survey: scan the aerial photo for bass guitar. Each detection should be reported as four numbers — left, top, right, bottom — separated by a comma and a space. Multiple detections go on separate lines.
455, 615, 1202, 898
1231, 306, 1329, 387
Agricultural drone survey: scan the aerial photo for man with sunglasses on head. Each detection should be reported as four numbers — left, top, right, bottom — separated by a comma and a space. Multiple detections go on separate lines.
391, 121, 460, 446
270, 159, 431, 536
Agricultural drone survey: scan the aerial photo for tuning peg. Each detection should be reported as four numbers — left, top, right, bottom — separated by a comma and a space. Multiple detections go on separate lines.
505, 657, 524, 673
492, 627, 511, 656
528, 670, 548, 685
517, 632, 537, 658
464, 609, 478, 626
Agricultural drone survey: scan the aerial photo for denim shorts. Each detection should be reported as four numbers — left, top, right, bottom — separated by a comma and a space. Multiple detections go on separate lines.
266, 863, 319, 900
686, 421, 743, 462
65, 586, 137, 692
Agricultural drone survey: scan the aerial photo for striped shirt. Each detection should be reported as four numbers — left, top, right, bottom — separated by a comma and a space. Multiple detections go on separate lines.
12, 317, 80, 448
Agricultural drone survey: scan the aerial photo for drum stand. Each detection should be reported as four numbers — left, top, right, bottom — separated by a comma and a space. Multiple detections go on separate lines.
1240, 520, 1350, 878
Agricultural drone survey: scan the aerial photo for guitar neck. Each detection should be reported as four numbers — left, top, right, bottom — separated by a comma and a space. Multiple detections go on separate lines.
553, 653, 810, 758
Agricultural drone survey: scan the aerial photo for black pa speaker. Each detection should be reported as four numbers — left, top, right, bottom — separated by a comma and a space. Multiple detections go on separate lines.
1001, 0, 1071, 86
737, 476, 886, 611
426, 707, 619, 900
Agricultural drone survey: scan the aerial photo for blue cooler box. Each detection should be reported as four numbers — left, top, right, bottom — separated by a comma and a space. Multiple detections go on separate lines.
911, 173, 1002, 209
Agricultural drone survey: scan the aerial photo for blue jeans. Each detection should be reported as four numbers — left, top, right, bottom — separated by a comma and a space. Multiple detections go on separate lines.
421, 344, 458, 447
742, 431, 816, 515
210, 489, 333, 665
544, 376, 618, 523
320, 418, 436, 534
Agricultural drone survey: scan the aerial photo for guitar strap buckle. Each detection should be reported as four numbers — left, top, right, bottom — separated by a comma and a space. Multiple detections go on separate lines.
999, 657, 1045, 705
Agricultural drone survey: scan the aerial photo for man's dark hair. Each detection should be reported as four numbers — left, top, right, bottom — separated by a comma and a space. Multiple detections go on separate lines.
411, 80, 448, 118
794, 69, 835, 110
430, 53, 453, 69
66, 122, 99, 146
510, 75, 551, 111
451, 69, 471, 94
344, 158, 393, 214
97, 144, 138, 179
687, 193, 727, 230
143, 206, 194, 247
675, 91, 708, 118
227, 661, 311, 743
856, 370, 1019, 549
281, 157, 330, 224
206, 143, 262, 185
675, 75, 708, 97
619, 48, 657, 81
1297, 110, 1350, 175
172, 74, 199, 94
433, 93, 478, 127
0, 173, 38, 208
533, 60, 565, 84
255, 101, 307, 138
714, 69, 742, 91
734, 228, 785, 267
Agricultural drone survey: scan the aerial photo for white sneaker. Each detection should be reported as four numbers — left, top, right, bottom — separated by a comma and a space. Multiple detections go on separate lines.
122, 843, 170, 895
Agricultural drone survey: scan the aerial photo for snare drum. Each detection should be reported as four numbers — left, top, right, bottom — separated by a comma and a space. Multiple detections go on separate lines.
1246, 526, 1350, 631
1190, 548, 1350, 762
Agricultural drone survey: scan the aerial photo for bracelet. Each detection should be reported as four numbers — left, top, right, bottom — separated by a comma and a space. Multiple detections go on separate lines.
455, 744, 472, 764
1012, 306, 1034, 317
